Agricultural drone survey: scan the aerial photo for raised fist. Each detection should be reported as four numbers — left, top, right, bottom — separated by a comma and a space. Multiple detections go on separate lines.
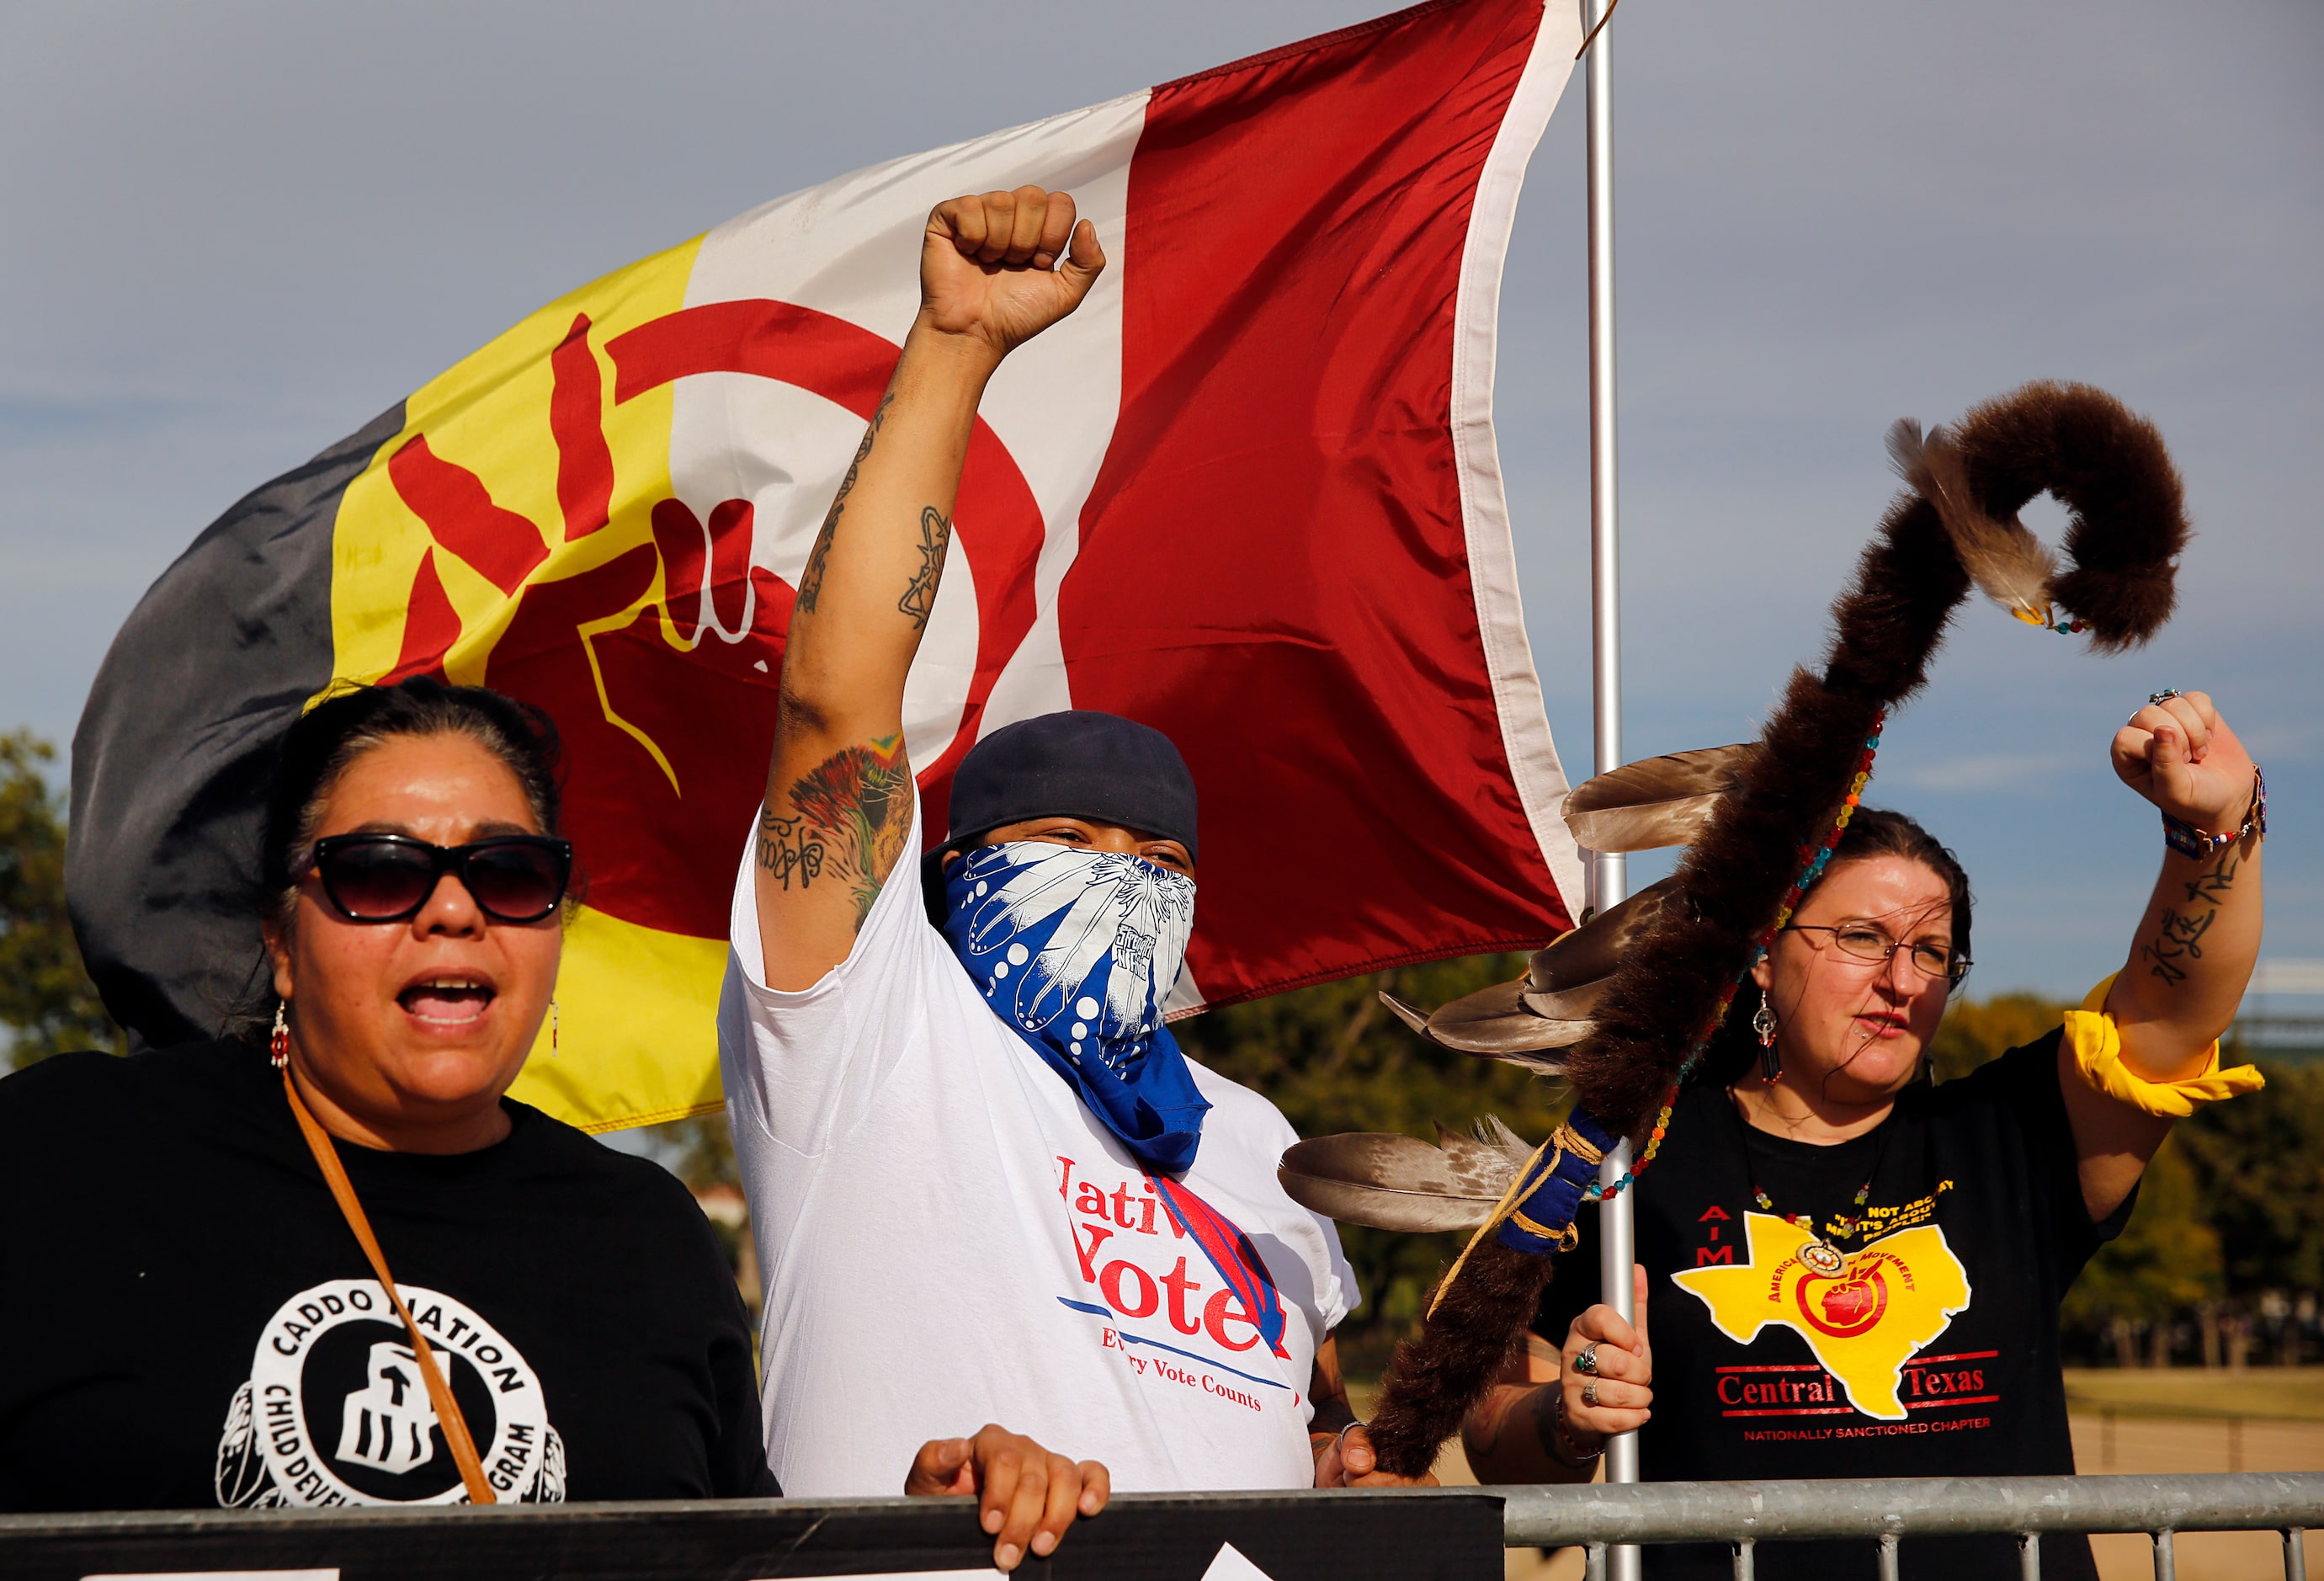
2113, 689, 2258, 835
919, 187, 1106, 358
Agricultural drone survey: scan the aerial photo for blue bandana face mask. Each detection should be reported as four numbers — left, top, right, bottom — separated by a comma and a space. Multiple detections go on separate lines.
940, 842, 1210, 1174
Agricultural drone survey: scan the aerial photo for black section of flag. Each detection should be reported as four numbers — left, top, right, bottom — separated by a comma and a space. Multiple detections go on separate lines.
67, 404, 404, 1048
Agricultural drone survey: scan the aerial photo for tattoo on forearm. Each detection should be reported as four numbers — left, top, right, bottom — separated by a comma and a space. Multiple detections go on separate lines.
2183, 853, 2241, 907
795, 391, 896, 615
757, 733, 912, 930
896, 506, 951, 630
2144, 849, 2240, 987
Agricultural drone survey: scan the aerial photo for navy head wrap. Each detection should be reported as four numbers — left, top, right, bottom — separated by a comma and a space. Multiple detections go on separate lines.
923, 711, 1199, 921
944, 710, 1198, 859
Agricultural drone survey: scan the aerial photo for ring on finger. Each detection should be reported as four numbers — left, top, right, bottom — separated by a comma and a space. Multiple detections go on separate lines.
1582, 1380, 1600, 1408
2148, 689, 2184, 706
1573, 1342, 1601, 1376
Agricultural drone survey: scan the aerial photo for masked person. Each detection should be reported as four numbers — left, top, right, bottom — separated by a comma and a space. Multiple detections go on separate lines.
719, 188, 1420, 1498
1, 679, 1105, 1573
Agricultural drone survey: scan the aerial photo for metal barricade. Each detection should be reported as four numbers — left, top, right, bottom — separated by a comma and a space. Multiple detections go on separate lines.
1, 1474, 2317, 1578
1497, 1472, 2324, 1581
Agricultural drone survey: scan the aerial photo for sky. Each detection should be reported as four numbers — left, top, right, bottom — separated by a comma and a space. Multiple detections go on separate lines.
3, 0, 2318, 1002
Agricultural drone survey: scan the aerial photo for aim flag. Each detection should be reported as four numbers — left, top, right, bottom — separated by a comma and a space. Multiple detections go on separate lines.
70, 0, 1587, 1132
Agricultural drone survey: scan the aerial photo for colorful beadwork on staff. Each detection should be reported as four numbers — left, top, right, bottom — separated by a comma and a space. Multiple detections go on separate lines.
1583, 711, 1889, 1205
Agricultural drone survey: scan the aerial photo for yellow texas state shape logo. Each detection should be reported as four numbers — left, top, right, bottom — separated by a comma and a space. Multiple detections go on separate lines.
1671, 1211, 1971, 1420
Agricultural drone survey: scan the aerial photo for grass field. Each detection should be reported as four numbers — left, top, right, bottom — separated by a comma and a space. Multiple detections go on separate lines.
2065, 1365, 2324, 1422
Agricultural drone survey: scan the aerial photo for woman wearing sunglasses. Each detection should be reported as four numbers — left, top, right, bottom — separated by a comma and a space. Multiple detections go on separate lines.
0, 679, 1106, 1570
1461, 691, 2265, 1580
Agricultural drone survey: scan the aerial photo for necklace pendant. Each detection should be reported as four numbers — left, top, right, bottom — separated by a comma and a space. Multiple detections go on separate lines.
1798, 1239, 1848, 1276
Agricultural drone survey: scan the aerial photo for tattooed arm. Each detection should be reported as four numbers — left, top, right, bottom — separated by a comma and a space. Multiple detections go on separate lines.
757, 188, 1105, 990
2064, 689, 2265, 1219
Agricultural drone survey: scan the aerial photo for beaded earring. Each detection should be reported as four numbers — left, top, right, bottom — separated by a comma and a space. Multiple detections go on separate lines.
1753, 997, 1781, 1085
270, 1003, 290, 1069
550, 999, 559, 1056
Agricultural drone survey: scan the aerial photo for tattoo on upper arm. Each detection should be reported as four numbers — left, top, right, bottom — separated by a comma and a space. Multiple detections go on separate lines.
756, 810, 826, 891
795, 391, 896, 615
896, 506, 952, 631
2143, 849, 2240, 987
757, 733, 913, 931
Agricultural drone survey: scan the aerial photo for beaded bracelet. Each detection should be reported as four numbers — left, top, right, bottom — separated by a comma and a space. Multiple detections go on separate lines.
2162, 764, 2267, 860
1537, 1385, 1603, 1469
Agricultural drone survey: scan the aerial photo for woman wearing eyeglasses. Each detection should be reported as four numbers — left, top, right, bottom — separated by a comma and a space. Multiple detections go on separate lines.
1462, 691, 2265, 1581
0, 679, 1106, 1570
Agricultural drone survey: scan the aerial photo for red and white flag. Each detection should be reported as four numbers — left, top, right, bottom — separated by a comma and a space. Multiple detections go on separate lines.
74, 0, 1588, 1131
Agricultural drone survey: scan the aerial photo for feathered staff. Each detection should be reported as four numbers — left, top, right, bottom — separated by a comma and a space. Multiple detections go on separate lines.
1284, 381, 2191, 1478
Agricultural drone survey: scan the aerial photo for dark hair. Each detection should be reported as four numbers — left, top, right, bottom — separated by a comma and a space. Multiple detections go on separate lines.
1693, 806, 1971, 1088
259, 678, 566, 937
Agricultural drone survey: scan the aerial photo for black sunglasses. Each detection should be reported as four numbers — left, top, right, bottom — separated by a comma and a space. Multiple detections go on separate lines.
302, 833, 574, 925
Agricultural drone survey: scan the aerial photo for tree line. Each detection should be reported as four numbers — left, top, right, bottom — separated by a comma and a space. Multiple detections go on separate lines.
3, 731, 2311, 1370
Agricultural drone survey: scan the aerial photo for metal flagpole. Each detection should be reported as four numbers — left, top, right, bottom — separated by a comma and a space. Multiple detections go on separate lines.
1582, 1, 1641, 1576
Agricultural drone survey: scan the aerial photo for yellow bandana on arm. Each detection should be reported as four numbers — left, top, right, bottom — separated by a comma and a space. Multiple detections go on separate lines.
2063, 973, 2266, 1117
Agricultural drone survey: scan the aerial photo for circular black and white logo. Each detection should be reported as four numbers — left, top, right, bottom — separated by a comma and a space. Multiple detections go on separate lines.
215, 1278, 564, 1506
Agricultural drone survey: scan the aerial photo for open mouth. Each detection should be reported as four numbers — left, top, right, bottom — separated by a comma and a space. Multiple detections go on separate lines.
396, 976, 497, 1027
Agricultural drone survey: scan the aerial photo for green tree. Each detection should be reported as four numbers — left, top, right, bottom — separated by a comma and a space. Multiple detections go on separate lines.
1177, 953, 1572, 1372
2176, 1060, 2324, 1297
661, 1111, 742, 1192
0, 732, 125, 1068
1929, 991, 2066, 1082
2061, 1137, 2222, 1364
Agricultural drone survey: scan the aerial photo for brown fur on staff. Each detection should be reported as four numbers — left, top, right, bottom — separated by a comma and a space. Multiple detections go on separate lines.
1360, 381, 2185, 1470
1948, 381, 2186, 651
1367, 1238, 1553, 1477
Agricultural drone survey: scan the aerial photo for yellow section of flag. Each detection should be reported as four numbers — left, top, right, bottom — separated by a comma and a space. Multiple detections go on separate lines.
317, 241, 739, 1134
512, 904, 731, 1131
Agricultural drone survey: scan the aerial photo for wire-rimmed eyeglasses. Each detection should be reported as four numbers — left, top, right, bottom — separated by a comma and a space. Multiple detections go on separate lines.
1781, 924, 1970, 985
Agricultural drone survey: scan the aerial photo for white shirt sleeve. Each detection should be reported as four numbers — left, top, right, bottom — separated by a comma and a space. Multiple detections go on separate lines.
716, 801, 952, 1159
1183, 1060, 1363, 1341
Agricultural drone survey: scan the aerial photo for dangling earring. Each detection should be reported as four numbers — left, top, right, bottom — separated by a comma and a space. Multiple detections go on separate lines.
550, 999, 559, 1057
1752, 998, 1781, 1085
270, 1003, 290, 1069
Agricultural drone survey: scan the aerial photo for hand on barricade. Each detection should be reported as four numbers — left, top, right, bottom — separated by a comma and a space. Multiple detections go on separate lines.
905, 1423, 1110, 1572
1313, 1422, 1442, 1488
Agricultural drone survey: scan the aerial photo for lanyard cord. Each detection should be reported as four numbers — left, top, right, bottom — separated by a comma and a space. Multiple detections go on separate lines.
280, 1068, 497, 1504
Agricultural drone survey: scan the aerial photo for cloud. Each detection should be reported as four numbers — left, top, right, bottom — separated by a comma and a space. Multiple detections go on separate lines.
0, 396, 182, 450
1883, 753, 2077, 795
0, 0, 2316, 996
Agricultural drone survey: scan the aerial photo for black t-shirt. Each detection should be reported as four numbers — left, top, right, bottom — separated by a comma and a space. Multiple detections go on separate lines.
1535, 1035, 2131, 1579
0, 1040, 777, 1511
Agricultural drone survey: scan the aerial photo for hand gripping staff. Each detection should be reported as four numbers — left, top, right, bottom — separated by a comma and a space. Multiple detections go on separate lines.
1279, 381, 2194, 1479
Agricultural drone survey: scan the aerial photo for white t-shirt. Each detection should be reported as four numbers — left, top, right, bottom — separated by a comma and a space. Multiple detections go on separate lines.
716, 811, 1358, 1497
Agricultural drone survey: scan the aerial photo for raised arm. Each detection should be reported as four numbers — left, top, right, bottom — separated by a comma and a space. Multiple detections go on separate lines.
754, 189, 1104, 990
2066, 689, 2265, 1217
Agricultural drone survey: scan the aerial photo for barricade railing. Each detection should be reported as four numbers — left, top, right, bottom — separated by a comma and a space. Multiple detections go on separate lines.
1501, 1472, 2324, 1581
1, 1473, 2317, 1579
